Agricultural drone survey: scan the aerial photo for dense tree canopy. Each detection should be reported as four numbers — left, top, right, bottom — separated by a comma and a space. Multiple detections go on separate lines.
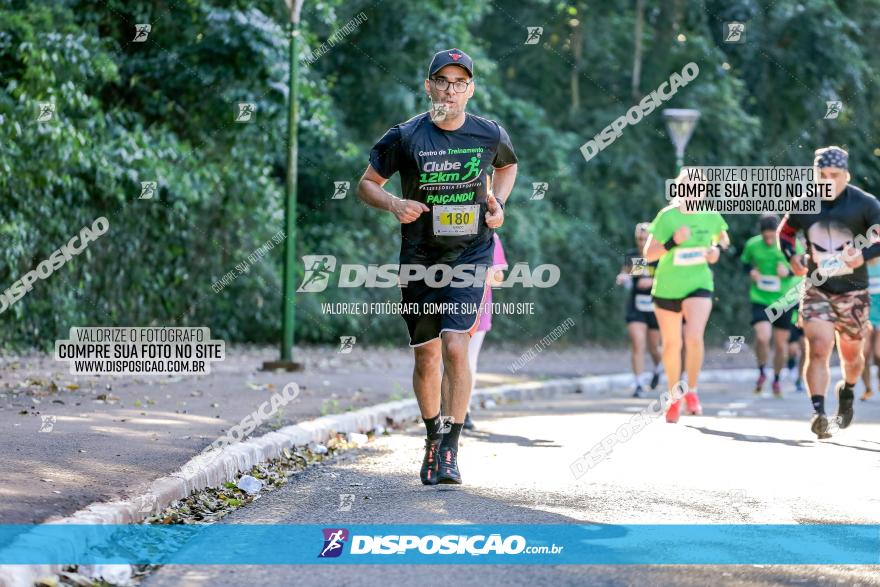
2, 0, 878, 349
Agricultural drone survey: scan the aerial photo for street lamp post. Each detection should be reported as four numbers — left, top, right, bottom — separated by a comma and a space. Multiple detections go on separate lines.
662, 108, 700, 174
264, 0, 305, 372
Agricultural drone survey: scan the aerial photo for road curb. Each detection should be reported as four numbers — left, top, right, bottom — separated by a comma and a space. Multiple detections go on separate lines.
0, 367, 770, 587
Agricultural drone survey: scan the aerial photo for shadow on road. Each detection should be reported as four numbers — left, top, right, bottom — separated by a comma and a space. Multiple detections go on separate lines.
466, 429, 561, 448
685, 425, 812, 448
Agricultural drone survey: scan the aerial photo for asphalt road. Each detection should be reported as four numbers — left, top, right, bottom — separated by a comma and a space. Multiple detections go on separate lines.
5, 344, 745, 524
145, 380, 880, 586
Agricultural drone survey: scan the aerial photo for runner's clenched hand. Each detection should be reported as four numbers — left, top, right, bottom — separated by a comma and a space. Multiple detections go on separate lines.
842, 243, 865, 269
705, 245, 721, 264
673, 225, 691, 244
391, 198, 429, 224
485, 194, 504, 228
776, 262, 790, 277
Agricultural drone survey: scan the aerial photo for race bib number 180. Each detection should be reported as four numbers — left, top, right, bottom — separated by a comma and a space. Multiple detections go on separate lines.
432, 204, 479, 236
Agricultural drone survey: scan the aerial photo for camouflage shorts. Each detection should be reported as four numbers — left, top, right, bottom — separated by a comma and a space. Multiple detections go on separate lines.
799, 287, 870, 340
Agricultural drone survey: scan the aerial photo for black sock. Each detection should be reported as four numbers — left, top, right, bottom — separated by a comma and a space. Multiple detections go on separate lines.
759, 364, 766, 377
787, 357, 796, 370
774, 372, 781, 383
423, 412, 443, 440
440, 423, 463, 451
840, 382, 855, 401
811, 395, 825, 415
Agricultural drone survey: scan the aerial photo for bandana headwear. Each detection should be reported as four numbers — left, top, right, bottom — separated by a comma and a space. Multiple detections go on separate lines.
814, 146, 849, 170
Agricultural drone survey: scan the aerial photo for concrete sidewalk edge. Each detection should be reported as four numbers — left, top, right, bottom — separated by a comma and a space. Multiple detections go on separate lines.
0, 367, 777, 587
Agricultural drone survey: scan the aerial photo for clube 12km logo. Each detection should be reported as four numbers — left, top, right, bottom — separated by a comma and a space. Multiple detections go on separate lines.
317, 528, 560, 557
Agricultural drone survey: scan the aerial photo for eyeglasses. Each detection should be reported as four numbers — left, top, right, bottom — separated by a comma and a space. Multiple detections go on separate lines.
430, 77, 472, 93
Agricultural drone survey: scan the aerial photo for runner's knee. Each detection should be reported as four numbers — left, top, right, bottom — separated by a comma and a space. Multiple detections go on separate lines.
413, 347, 442, 375
631, 336, 645, 352
683, 328, 704, 346
808, 338, 833, 358
441, 333, 470, 364
663, 338, 683, 354
838, 338, 864, 364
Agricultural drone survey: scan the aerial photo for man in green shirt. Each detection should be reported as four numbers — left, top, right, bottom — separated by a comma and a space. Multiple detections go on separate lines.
740, 215, 804, 397
644, 172, 730, 423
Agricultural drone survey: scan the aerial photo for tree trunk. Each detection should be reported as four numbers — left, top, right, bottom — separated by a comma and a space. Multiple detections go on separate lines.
632, 0, 644, 101
644, 0, 681, 89
571, 17, 583, 114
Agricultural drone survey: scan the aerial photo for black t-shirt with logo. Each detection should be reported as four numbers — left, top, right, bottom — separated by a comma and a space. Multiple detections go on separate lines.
783, 185, 880, 294
369, 112, 517, 265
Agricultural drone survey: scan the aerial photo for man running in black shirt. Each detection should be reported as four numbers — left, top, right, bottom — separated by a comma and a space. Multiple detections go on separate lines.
357, 48, 518, 484
778, 146, 880, 438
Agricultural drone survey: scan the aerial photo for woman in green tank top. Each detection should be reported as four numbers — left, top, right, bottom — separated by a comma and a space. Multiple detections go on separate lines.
644, 169, 730, 423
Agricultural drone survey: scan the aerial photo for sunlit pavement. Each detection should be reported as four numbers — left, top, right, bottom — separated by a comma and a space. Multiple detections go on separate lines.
145, 381, 880, 586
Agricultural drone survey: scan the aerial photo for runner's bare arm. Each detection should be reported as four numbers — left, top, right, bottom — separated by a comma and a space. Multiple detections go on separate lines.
485, 165, 517, 228
491, 163, 517, 205
616, 261, 632, 286
642, 234, 666, 262
644, 225, 689, 262
357, 165, 428, 224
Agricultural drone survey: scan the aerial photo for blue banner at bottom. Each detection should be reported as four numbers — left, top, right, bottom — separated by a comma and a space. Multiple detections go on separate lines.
0, 524, 878, 565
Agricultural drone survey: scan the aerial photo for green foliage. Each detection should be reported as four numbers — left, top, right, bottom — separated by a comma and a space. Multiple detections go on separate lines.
2, 0, 878, 348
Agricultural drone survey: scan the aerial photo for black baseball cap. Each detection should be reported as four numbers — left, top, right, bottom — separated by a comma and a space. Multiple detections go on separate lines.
428, 48, 474, 78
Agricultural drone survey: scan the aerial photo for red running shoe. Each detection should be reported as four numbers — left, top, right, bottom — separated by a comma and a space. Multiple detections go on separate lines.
754, 373, 766, 394
772, 381, 783, 398
684, 391, 702, 415
666, 399, 682, 423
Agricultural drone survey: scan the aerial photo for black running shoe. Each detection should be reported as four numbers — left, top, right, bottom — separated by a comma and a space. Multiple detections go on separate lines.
632, 385, 644, 398
649, 372, 660, 390
437, 446, 462, 484
810, 413, 832, 439
463, 412, 475, 431
835, 381, 854, 429
420, 437, 442, 485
